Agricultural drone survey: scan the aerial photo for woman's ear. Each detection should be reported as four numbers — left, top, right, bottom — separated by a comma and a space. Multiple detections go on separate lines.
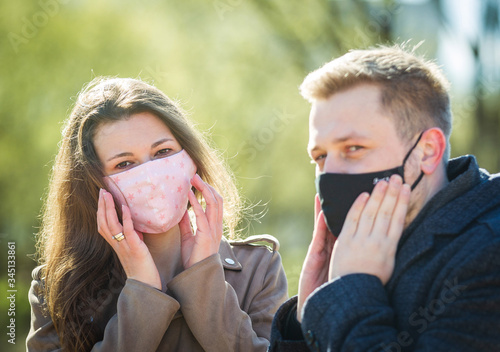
419, 128, 447, 175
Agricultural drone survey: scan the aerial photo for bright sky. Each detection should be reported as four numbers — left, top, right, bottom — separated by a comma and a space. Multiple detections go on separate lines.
438, 0, 481, 93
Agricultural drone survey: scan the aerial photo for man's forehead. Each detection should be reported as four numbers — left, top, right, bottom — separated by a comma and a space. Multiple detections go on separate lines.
308, 107, 382, 140
308, 113, 400, 152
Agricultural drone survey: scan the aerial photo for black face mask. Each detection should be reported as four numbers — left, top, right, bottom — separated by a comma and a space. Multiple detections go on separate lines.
315, 133, 424, 237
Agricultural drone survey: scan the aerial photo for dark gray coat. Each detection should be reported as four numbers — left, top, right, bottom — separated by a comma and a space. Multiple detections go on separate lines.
270, 155, 500, 351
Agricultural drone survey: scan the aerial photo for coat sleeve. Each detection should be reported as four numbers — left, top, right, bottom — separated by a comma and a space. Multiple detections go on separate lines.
27, 276, 181, 352
268, 296, 310, 352
300, 239, 500, 352
26, 276, 62, 352
167, 251, 288, 352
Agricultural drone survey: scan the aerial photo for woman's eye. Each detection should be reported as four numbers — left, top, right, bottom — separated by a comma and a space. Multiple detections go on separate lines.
116, 161, 132, 169
156, 148, 172, 157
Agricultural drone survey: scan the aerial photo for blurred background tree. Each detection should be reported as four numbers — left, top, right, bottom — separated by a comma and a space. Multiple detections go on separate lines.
0, 0, 498, 350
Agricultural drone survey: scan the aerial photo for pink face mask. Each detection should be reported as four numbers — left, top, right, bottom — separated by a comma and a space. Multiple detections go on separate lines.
104, 150, 197, 234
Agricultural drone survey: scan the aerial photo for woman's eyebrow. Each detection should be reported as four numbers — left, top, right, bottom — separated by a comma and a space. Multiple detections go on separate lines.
151, 138, 173, 149
107, 152, 133, 162
106, 138, 175, 162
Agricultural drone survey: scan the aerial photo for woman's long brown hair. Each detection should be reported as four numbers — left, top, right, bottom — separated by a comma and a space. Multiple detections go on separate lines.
36, 77, 242, 351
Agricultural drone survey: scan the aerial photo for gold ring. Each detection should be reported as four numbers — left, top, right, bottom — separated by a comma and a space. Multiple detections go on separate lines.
112, 232, 125, 242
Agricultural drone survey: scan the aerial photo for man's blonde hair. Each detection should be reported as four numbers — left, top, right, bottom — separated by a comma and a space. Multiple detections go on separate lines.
300, 44, 452, 160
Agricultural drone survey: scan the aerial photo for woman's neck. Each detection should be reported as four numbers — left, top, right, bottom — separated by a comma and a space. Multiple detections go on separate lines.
142, 225, 184, 291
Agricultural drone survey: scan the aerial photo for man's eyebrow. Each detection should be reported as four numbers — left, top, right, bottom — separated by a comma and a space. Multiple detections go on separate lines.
308, 145, 320, 155
308, 133, 370, 152
332, 132, 370, 143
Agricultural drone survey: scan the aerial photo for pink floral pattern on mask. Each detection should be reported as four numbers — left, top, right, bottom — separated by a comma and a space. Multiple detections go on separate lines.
104, 150, 197, 234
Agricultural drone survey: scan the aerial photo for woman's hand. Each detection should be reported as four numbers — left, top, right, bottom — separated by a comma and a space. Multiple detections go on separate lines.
297, 194, 337, 322
97, 188, 162, 290
329, 174, 410, 285
179, 174, 223, 269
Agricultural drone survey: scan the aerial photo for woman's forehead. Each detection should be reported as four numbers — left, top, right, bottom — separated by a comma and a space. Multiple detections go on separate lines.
93, 113, 176, 157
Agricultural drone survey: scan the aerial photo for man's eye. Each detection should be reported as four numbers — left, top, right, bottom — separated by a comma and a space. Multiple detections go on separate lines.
116, 161, 132, 169
311, 154, 326, 164
347, 146, 363, 152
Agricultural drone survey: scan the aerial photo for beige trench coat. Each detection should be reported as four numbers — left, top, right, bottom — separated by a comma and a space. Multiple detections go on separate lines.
26, 235, 287, 352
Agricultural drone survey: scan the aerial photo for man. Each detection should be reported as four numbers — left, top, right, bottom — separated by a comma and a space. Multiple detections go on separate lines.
270, 45, 500, 351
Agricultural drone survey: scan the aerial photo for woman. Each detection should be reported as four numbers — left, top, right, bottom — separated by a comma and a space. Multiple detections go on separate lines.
27, 77, 287, 351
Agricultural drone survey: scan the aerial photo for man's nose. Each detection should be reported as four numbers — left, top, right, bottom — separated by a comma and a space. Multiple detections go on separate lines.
323, 154, 346, 174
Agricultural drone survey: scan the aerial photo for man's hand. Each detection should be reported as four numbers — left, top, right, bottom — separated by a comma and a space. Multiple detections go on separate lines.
298, 175, 409, 322
329, 175, 410, 285
297, 194, 337, 322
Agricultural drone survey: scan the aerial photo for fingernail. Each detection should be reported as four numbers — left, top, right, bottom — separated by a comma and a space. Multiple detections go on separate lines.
402, 184, 411, 194
390, 174, 402, 184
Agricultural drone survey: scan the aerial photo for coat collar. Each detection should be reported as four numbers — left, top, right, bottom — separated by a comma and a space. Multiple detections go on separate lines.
389, 155, 500, 287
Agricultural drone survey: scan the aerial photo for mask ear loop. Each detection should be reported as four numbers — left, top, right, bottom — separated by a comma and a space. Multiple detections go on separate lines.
402, 132, 425, 190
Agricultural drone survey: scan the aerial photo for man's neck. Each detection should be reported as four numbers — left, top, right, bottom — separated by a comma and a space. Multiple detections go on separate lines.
405, 163, 449, 228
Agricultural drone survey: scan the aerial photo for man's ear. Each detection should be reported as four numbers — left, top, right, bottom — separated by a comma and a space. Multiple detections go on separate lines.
419, 128, 446, 175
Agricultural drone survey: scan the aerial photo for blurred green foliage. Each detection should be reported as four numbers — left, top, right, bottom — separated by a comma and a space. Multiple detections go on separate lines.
1, 1, 499, 351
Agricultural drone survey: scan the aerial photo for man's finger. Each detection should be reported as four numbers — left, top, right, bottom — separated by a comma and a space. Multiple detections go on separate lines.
340, 192, 369, 239
371, 175, 403, 237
